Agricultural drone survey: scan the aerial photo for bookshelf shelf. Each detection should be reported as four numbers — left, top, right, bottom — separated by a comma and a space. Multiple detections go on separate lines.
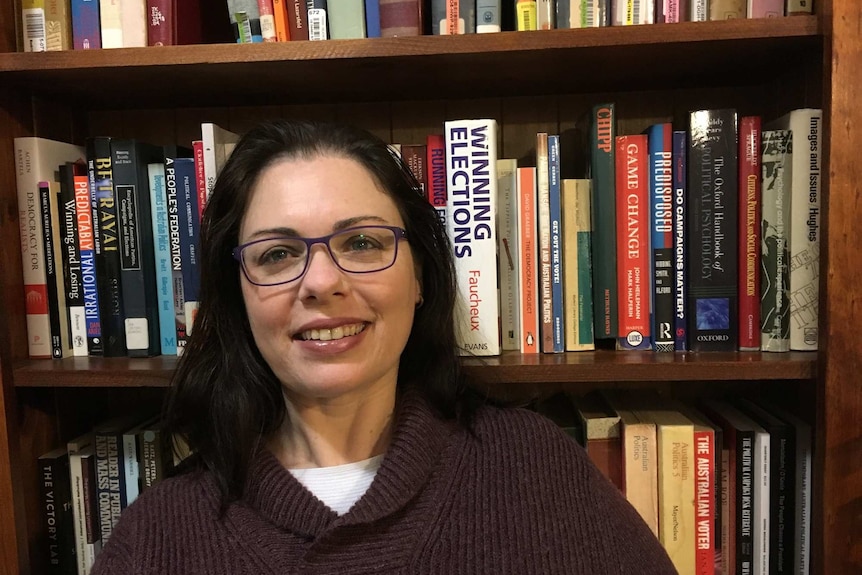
0, 17, 821, 107
11, 352, 816, 388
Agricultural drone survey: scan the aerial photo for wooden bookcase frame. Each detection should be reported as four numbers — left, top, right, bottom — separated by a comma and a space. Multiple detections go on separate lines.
0, 2, 859, 573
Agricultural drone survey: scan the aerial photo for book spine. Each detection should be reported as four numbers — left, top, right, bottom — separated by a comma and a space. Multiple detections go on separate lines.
39, 182, 65, 359
21, 0, 47, 52
476, 0, 500, 32
555, 0, 570, 28
548, 135, 565, 352
590, 104, 617, 339
364, 0, 380, 36
379, 0, 421, 36
612, 0, 654, 24
148, 163, 177, 355
536, 0, 553, 28
655, 420, 695, 574
615, 134, 651, 350
786, 0, 813, 15
120, 0, 148, 47
564, 179, 595, 350
146, 0, 172, 45
496, 159, 520, 351
401, 144, 427, 196
760, 129, 791, 353
272, 0, 291, 39
308, 0, 328, 40
175, 158, 201, 335
686, 109, 739, 352
781, 110, 822, 351
647, 123, 674, 352
258, 0, 278, 40
672, 130, 687, 351
45, 0, 73, 50
518, 167, 540, 354
747, 0, 783, 18
164, 156, 187, 355
39, 453, 75, 574
535, 133, 553, 352
444, 119, 501, 356
94, 431, 124, 545
689, 0, 707, 20
515, 0, 537, 30
99, 0, 123, 47
738, 116, 762, 351
59, 166, 88, 357
754, 429, 771, 575
90, 137, 127, 356
71, 0, 101, 48
140, 428, 166, 489
76, 175, 103, 356
113, 140, 162, 357
68, 452, 89, 575
121, 431, 141, 505
284, 0, 309, 38
693, 426, 716, 575
657, 0, 683, 22
426, 134, 447, 226
79, 452, 101, 568
709, 0, 746, 19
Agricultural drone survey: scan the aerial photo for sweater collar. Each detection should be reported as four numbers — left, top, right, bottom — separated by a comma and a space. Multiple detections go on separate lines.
242, 386, 455, 537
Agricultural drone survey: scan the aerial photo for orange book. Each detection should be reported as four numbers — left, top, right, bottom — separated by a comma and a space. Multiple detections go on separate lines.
518, 166, 539, 354
272, 0, 291, 40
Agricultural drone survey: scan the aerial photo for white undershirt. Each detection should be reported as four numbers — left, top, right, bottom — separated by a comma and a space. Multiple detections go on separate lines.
288, 454, 384, 515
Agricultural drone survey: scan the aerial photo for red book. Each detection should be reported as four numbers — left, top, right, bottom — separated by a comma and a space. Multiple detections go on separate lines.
192, 140, 206, 220
615, 134, 652, 350
738, 116, 761, 350
400, 144, 427, 196
147, 0, 203, 46
380, 0, 422, 36
285, 0, 309, 41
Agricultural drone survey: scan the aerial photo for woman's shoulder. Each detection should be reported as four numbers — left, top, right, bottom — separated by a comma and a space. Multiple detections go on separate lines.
118, 468, 221, 530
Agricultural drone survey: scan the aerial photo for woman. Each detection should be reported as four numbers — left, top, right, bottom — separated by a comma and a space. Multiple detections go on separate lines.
92, 120, 677, 574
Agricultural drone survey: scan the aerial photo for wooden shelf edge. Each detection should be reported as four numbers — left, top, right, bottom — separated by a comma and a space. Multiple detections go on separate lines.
0, 17, 820, 73
11, 351, 816, 388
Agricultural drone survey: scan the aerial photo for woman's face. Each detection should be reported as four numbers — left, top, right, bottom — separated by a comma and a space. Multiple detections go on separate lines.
238, 154, 421, 403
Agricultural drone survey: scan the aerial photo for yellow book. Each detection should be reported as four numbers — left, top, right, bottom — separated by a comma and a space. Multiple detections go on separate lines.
634, 407, 696, 575
516, 0, 537, 30
561, 179, 595, 351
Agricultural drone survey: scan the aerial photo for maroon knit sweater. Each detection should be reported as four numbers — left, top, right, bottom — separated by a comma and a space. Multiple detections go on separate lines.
91, 390, 678, 574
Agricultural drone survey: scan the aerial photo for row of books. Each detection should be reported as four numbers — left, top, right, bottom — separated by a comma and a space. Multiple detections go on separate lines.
13, 124, 241, 359
431, 107, 821, 357
16, 0, 815, 52
534, 390, 812, 575
36, 414, 179, 575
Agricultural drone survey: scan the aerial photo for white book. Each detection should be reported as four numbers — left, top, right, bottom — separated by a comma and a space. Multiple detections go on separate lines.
612, 0, 655, 25
767, 109, 822, 351
444, 119, 501, 356
689, 0, 708, 21
120, 0, 146, 46
200, 123, 241, 205
496, 159, 520, 351
99, 0, 123, 47
68, 433, 99, 575
753, 418, 771, 575
13, 137, 86, 359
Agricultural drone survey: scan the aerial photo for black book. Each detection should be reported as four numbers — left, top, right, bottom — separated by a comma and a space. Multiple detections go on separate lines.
39, 180, 71, 358
37, 447, 76, 575
687, 109, 739, 351
59, 162, 88, 356
88, 136, 126, 356
111, 139, 165, 357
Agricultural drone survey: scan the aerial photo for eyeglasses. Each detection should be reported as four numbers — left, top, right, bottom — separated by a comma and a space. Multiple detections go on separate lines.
232, 225, 408, 286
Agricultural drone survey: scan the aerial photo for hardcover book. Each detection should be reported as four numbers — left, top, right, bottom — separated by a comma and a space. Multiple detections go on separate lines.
329, 0, 366, 38
646, 123, 674, 352
748, 0, 783, 17
475, 0, 500, 32
67, 433, 100, 575
561, 179, 595, 351
536, 132, 554, 352
572, 392, 623, 490
200, 123, 240, 208
226, 0, 264, 41
37, 447, 75, 575
111, 139, 164, 357
174, 158, 202, 338
148, 162, 177, 355
146, 0, 207, 45
709, 0, 745, 19
547, 135, 565, 352
615, 134, 651, 351
39, 181, 72, 359
687, 109, 739, 352
379, 0, 421, 36
767, 108, 822, 351
99, 0, 123, 47
71, 0, 102, 48
163, 153, 188, 355
611, 0, 655, 25
738, 116, 762, 351
760, 129, 792, 352
13, 136, 86, 359
444, 119, 501, 356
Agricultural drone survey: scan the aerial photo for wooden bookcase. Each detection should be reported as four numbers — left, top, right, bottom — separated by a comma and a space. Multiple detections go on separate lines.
0, 2, 859, 573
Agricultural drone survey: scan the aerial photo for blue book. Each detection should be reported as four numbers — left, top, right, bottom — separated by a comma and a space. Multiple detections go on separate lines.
148, 163, 176, 356
646, 123, 675, 353
548, 135, 565, 353
672, 130, 687, 351
70, 0, 101, 49
364, 0, 380, 37
173, 158, 201, 334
